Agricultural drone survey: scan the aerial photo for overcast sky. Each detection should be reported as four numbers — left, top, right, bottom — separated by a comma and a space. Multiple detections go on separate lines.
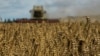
0, 0, 100, 20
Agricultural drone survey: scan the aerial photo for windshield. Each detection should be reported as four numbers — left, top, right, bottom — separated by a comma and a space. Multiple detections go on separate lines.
34, 11, 43, 17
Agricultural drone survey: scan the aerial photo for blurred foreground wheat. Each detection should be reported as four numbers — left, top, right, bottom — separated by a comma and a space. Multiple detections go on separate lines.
0, 19, 100, 56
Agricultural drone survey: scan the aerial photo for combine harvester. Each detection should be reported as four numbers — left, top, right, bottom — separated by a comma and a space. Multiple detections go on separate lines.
14, 6, 59, 23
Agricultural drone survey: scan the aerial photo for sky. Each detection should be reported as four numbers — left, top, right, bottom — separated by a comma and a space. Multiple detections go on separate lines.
0, 0, 100, 20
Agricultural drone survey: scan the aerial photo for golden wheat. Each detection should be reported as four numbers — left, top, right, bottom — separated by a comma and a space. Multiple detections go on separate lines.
0, 19, 100, 56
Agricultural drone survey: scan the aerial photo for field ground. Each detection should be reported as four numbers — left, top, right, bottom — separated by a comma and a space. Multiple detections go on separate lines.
0, 18, 100, 56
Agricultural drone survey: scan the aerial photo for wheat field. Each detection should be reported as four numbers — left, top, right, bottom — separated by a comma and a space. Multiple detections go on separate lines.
0, 19, 100, 56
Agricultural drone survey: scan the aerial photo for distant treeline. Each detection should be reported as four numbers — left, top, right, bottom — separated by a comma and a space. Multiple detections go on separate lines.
4, 19, 16, 23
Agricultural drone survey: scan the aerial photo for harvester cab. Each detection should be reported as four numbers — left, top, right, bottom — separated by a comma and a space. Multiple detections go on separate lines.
30, 6, 47, 19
